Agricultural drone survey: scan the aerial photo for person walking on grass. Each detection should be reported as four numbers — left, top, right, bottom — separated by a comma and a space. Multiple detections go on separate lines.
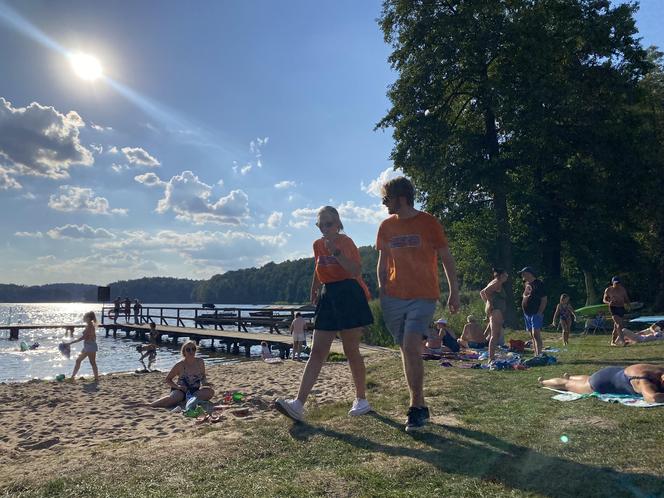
552, 293, 576, 346
68, 311, 100, 383
377, 177, 460, 432
520, 266, 547, 357
275, 206, 374, 422
603, 276, 631, 346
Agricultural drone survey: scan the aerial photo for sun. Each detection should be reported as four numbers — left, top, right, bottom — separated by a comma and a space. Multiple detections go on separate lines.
69, 52, 103, 81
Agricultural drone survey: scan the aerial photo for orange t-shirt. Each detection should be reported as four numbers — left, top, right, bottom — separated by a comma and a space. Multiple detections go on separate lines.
376, 212, 449, 300
314, 234, 371, 301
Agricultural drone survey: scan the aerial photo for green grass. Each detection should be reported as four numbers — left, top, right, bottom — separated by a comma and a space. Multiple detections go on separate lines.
4, 332, 664, 498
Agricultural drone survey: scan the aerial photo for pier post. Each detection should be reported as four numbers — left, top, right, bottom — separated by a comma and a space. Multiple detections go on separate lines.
9, 328, 19, 340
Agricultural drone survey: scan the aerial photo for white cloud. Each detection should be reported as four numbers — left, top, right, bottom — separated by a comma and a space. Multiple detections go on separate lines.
89, 143, 104, 154
155, 170, 249, 225
240, 164, 252, 175
0, 97, 93, 179
48, 185, 128, 215
275, 180, 296, 189
134, 172, 166, 188
90, 123, 113, 132
289, 201, 385, 229
108, 146, 119, 154
121, 146, 160, 167
111, 163, 127, 173
0, 166, 21, 189
46, 224, 114, 240
265, 211, 283, 229
15, 231, 43, 238
361, 166, 405, 197
22, 192, 36, 200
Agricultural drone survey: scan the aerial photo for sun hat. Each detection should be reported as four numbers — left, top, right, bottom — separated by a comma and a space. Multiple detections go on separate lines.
435, 317, 447, 325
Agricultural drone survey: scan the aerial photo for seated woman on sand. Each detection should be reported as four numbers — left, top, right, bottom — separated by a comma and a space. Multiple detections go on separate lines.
539, 364, 664, 403
150, 341, 214, 409
621, 323, 664, 344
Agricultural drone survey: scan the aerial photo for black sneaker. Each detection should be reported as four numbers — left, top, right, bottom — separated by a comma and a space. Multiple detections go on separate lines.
405, 406, 428, 432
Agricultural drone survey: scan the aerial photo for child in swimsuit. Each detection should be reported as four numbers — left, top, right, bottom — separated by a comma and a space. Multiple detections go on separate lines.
138, 323, 159, 371
552, 294, 576, 346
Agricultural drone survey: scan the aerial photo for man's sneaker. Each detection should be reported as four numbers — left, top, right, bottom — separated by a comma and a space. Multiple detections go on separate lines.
405, 406, 428, 432
275, 398, 304, 422
348, 398, 371, 416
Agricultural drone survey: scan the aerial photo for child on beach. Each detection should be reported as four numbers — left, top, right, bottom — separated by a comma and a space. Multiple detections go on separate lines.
137, 323, 158, 371
289, 312, 306, 361
68, 311, 100, 383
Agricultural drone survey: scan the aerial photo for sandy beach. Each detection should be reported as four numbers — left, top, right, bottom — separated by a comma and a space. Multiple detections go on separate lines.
0, 345, 389, 489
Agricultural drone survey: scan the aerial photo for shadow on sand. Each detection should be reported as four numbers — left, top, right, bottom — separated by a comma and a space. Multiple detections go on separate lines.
289, 412, 663, 498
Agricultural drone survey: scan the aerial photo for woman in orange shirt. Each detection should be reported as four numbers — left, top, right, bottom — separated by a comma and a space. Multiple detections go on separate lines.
276, 206, 374, 422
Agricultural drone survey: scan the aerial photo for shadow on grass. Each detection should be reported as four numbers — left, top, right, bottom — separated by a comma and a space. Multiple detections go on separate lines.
289, 412, 663, 498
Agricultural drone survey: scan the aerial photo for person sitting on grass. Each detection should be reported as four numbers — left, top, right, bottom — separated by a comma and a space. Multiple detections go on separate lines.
138, 323, 159, 371
538, 364, 664, 403
458, 315, 487, 349
150, 341, 214, 409
621, 323, 664, 344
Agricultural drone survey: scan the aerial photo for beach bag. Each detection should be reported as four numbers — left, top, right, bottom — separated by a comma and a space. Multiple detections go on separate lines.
509, 339, 525, 353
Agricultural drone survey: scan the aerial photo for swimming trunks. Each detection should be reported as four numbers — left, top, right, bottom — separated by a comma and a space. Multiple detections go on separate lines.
588, 367, 649, 395
609, 306, 626, 317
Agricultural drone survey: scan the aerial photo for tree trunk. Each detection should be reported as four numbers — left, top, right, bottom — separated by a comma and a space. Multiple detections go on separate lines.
483, 103, 518, 327
583, 269, 597, 306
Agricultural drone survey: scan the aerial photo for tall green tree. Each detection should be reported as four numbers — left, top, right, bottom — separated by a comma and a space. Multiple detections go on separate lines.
378, 0, 653, 315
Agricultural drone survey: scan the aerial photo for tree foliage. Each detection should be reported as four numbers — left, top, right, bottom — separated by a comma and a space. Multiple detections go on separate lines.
378, 0, 664, 314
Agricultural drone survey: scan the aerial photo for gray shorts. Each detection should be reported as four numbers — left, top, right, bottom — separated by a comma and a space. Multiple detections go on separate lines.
380, 295, 437, 345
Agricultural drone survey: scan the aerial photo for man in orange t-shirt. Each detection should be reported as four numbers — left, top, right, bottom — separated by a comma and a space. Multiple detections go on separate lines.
377, 177, 460, 432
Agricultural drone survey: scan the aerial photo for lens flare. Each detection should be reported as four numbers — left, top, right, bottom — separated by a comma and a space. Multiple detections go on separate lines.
69, 52, 102, 81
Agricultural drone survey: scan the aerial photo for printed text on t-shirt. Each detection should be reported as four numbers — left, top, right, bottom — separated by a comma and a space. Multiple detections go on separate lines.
388, 234, 422, 249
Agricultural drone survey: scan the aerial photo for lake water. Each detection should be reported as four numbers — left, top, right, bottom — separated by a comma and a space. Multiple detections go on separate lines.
0, 302, 293, 383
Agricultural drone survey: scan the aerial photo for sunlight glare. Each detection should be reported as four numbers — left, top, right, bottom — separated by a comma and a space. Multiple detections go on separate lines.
69, 52, 103, 81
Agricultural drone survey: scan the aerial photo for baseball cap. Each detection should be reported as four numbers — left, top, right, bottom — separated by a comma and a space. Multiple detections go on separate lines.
435, 317, 447, 325
611, 276, 620, 284
519, 266, 537, 277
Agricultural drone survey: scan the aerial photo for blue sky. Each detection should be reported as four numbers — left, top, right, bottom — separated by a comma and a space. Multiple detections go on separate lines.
0, 0, 662, 286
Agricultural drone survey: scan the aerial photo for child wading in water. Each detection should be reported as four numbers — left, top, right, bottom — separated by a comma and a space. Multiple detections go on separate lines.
138, 322, 159, 371
552, 294, 576, 346
68, 311, 100, 383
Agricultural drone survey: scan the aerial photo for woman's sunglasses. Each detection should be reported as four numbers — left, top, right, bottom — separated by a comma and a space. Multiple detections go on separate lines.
316, 221, 335, 228
184, 347, 196, 353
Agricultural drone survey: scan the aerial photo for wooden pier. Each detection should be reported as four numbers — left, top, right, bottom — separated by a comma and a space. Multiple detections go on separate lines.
1, 305, 315, 358
0, 324, 83, 340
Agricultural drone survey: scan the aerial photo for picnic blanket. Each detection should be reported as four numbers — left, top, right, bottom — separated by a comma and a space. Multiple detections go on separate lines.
543, 387, 664, 407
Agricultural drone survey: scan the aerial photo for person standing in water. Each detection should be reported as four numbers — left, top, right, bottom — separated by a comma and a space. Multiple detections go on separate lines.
68, 311, 100, 383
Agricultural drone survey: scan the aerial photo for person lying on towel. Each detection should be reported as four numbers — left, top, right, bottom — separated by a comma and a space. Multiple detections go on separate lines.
539, 364, 664, 403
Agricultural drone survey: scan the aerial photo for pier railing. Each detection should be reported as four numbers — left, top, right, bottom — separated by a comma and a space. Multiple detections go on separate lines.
100, 304, 314, 334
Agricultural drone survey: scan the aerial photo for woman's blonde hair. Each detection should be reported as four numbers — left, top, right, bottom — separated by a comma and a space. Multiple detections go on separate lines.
181, 340, 197, 356
317, 205, 344, 231
560, 293, 569, 303
83, 311, 97, 323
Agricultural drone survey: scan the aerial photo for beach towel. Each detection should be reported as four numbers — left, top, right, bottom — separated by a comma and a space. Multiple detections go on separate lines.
543, 387, 664, 407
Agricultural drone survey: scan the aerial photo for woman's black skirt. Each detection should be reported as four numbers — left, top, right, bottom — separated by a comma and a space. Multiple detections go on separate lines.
313, 279, 374, 331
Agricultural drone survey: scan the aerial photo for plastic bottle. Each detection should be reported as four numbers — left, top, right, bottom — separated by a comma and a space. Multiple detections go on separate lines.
232, 391, 244, 402
185, 392, 199, 411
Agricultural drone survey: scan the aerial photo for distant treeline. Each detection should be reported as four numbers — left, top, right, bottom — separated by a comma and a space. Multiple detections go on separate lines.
0, 247, 379, 304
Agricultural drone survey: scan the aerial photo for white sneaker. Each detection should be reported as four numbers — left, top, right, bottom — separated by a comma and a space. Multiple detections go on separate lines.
275, 398, 304, 422
348, 398, 371, 416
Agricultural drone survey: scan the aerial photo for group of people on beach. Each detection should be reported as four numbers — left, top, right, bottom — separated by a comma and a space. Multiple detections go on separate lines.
65, 175, 664, 430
